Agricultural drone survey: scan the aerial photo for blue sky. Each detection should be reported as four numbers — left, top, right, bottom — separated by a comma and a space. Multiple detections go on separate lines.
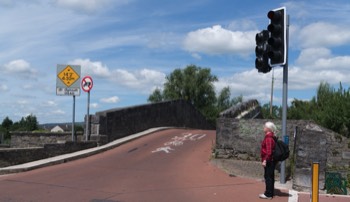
1, 0, 350, 124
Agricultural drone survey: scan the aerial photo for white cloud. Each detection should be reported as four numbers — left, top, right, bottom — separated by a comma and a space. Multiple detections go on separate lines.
191, 53, 202, 60
100, 96, 120, 103
287, 67, 344, 90
17, 100, 28, 106
110, 68, 165, 92
52, 109, 65, 115
42, 100, 57, 107
215, 68, 275, 103
314, 56, 350, 70
70, 58, 110, 78
183, 25, 256, 56
90, 103, 99, 108
296, 48, 332, 66
2, 60, 37, 78
69, 58, 166, 93
298, 22, 350, 48
296, 48, 350, 71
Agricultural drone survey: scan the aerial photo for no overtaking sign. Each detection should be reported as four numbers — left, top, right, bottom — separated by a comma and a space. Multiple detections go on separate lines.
81, 76, 93, 92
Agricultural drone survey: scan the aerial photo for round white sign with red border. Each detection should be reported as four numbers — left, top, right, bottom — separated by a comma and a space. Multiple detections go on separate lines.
81, 76, 93, 92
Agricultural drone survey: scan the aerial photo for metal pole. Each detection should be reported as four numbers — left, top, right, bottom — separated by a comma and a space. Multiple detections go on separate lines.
72, 95, 76, 142
311, 162, 320, 202
85, 91, 90, 141
270, 68, 274, 116
280, 15, 290, 184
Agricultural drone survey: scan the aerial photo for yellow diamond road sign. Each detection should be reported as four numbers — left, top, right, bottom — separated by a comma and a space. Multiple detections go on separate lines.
58, 65, 80, 87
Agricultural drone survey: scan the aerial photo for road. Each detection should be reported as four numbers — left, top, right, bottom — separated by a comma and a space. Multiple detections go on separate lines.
0, 128, 290, 202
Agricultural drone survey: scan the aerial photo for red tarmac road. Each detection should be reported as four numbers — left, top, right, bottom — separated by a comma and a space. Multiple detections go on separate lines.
0, 129, 290, 202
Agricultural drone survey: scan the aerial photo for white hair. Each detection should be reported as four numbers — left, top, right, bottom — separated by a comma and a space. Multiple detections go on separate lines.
265, 122, 276, 132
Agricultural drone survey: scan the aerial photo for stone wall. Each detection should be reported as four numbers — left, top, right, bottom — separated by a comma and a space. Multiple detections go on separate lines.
294, 124, 350, 192
215, 119, 308, 160
215, 118, 350, 192
91, 100, 214, 142
0, 141, 97, 167
10, 132, 84, 148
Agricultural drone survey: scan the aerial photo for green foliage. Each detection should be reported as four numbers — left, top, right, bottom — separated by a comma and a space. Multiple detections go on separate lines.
288, 99, 315, 120
2, 116, 13, 130
75, 124, 84, 132
217, 87, 231, 112
1, 116, 13, 140
261, 103, 282, 119
217, 87, 243, 113
148, 65, 219, 123
0, 115, 39, 139
288, 82, 350, 138
10, 114, 39, 131
0, 126, 6, 142
147, 88, 163, 102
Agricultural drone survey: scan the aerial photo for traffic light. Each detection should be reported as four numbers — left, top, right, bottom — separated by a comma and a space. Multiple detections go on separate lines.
267, 7, 286, 66
255, 30, 271, 73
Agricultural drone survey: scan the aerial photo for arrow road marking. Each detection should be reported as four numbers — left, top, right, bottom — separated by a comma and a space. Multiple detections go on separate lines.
152, 146, 174, 154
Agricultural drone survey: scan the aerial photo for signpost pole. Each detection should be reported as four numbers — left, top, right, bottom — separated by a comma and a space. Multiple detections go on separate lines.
81, 76, 93, 141
72, 95, 76, 142
86, 91, 90, 141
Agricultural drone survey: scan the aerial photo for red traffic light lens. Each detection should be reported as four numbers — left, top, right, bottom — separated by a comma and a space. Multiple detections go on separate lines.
267, 10, 281, 21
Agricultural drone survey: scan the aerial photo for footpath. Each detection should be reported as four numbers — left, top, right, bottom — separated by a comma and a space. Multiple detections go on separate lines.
1, 127, 349, 202
212, 159, 349, 202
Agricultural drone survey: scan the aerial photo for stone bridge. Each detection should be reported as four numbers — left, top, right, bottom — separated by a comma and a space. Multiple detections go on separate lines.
2, 99, 349, 194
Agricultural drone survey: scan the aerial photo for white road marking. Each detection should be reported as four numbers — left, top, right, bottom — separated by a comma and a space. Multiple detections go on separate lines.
152, 133, 207, 154
151, 146, 174, 154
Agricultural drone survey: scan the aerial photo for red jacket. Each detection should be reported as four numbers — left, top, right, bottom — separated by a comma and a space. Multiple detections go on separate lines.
261, 132, 275, 162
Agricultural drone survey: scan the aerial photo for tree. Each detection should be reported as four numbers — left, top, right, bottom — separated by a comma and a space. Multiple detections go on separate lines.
1, 116, 13, 140
149, 65, 218, 122
261, 103, 281, 119
148, 88, 163, 102
24, 114, 39, 131
217, 87, 231, 112
231, 95, 243, 106
217, 87, 244, 113
2, 116, 13, 130
10, 114, 39, 131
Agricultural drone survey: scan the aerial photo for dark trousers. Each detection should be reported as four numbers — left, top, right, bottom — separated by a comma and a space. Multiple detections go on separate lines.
264, 161, 276, 197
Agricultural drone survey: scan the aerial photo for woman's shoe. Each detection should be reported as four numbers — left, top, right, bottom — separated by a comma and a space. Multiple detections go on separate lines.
259, 194, 272, 199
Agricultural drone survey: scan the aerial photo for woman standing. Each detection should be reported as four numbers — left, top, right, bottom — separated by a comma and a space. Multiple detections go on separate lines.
259, 121, 276, 200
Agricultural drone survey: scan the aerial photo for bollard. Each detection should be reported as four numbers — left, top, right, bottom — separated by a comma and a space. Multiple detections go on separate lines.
311, 162, 319, 202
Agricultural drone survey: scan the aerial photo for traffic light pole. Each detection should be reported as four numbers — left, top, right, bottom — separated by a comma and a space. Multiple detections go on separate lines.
280, 14, 290, 184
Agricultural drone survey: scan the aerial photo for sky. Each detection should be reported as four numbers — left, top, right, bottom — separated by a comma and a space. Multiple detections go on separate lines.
1, 0, 350, 124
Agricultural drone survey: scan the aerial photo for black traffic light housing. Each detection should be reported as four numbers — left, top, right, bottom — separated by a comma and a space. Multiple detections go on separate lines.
267, 7, 286, 66
255, 30, 271, 73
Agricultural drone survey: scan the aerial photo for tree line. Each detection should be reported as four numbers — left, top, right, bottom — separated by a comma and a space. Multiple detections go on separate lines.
0, 114, 39, 142
149, 65, 350, 138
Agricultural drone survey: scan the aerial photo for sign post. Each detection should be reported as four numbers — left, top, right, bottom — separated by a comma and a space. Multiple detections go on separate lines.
56, 64, 81, 142
81, 76, 93, 141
